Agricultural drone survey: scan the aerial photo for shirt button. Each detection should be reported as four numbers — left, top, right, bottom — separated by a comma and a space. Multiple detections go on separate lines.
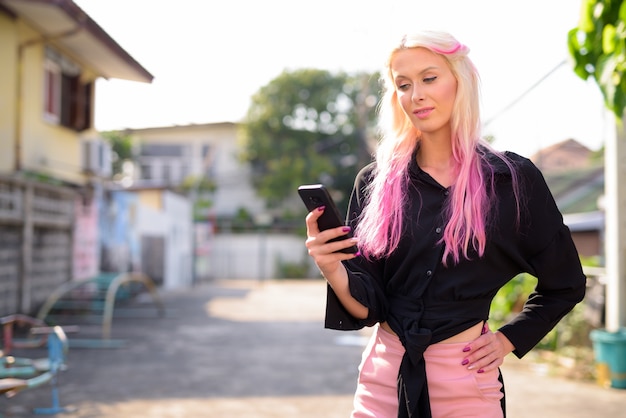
435, 227, 442, 234
444, 190, 450, 196
426, 270, 432, 277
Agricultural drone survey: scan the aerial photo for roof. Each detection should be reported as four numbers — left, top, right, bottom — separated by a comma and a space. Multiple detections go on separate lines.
544, 165, 604, 214
531, 138, 592, 158
563, 210, 604, 232
0, 0, 153, 83
530, 138, 596, 173
121, 122, 238, 135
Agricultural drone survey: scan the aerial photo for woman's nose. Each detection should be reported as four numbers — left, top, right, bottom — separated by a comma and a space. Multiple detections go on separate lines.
412, 87, 424, 102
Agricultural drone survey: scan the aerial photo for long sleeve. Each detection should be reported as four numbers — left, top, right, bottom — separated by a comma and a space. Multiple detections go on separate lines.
325, 163, 388, 331
498, 157, 587, 357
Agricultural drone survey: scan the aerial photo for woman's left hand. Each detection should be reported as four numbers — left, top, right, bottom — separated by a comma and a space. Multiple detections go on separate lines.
461, 324, 515, 373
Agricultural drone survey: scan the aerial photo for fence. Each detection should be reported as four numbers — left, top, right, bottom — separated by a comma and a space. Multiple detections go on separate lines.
0, 175, 76, 316
195, 232, 316, 281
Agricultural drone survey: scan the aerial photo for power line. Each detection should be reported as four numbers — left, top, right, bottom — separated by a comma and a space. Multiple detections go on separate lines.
483, 59, 568, 128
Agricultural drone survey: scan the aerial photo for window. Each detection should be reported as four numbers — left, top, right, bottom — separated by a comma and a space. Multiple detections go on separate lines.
43, 47, 92, 132
43, 60, 61, 123
163, 163, 171, 183
140, 144, 184, 157
140, 164, 152, 180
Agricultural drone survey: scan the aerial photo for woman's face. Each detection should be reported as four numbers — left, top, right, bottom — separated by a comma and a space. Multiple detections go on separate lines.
390, 47, 458, 138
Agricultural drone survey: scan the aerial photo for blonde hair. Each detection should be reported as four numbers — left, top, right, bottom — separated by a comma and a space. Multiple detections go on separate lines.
356, 31, 516, 264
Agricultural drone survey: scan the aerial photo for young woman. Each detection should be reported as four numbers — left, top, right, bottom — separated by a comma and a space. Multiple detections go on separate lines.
304, 30, 586, 418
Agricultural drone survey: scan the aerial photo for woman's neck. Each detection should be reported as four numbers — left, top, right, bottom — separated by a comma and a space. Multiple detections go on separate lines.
416, 138, 454, 188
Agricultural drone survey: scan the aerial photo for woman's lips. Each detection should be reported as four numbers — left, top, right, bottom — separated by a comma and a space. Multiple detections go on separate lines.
413, 107, 434, 119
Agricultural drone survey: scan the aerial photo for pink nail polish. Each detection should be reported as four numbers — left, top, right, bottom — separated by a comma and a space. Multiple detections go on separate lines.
317, 206, 326, 211
461, 359, 469, 366
342, 226, 351, 232
354, 251, 361, 257
462, 346, 471, 352
477, 369, 485, 374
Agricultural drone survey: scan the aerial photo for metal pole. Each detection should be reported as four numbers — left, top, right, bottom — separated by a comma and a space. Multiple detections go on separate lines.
605, 112, 626, 331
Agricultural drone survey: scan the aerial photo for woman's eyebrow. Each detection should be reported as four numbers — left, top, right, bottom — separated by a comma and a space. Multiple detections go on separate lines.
393, 65, 440, 79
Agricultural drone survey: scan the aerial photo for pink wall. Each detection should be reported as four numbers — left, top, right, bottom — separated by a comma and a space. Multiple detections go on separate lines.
72, 197, 99, 280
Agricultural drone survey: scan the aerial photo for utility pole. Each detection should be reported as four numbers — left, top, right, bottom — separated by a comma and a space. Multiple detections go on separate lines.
605, 113, 626, 331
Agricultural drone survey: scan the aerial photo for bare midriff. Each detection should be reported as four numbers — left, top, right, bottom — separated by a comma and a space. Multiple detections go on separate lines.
379, 321, 484, 344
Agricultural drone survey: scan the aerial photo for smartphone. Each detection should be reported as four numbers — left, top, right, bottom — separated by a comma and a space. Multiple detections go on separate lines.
298, 184, 358, 254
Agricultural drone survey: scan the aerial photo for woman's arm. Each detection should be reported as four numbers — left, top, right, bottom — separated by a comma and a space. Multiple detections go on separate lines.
305, 206, 368, 320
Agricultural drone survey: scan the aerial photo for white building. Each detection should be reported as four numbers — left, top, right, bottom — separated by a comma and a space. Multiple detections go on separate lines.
123, 122, 265, 218
120, 122, 312, 281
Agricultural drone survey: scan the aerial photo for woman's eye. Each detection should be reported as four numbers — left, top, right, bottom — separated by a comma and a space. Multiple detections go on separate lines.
423, 76, 437, 83
397, 83, 410, 91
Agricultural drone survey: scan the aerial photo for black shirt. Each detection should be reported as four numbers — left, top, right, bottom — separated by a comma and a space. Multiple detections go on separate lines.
324, 150, 586, 417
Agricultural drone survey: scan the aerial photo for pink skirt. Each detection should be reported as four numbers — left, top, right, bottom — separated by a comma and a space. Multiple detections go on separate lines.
351, 324, 504, 418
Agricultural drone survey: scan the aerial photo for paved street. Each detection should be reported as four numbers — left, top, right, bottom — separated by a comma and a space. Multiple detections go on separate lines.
2, 279, 625, 417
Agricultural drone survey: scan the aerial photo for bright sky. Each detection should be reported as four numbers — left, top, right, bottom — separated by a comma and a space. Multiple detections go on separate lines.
75, 0, 608, 157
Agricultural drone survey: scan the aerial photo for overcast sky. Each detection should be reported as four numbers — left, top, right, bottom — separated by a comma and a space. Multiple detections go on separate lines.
74, 0, 608, 157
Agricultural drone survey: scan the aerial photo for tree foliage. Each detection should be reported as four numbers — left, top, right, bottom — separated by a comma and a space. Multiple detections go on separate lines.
568, 0, 626, 118
101, 130, 133, 177
239, 68, 381, 211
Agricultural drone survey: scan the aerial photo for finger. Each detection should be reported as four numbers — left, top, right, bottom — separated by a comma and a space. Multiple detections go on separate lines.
461, 333, 498, 369
467, 350, 504, 373
307, 235, 359, 258
306, 240, 358, 277
460, 326, 514, 374
326, 236, 359, 254
316, 224, 353, 241
305, 206, 325, 235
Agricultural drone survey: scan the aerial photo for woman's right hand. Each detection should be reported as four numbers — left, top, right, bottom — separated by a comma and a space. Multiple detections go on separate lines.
304, 206, 359, 277
305, 206, 368, 320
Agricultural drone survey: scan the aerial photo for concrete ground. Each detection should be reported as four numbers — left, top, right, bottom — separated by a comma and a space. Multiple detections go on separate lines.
1, 279, 624, 418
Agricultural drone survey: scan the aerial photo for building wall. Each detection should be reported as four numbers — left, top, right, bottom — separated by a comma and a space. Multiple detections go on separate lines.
137, 189, 164, 210
163, 191, 193, 288
0, 10, 17, 173
135, 190, 193, 289
18, 33, 96, 184
126, 123, 265, 218
30, 227, 72, 309
0, 224, 21, 315
0, 15, 100, 185
204, 233, 313, 281
99, 188, 192, 290
99, 190, 140, 273
0, 176, 75, 316
73, 196, 100, 280
571, 230, 602, 260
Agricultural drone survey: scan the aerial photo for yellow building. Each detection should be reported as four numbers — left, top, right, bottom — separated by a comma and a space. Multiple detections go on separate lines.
0, 0, 152, 184
0, 0, 152, 315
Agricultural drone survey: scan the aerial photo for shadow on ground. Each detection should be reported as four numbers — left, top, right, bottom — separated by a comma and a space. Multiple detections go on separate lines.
1, 279, 364, 417
2, 279, 625, 418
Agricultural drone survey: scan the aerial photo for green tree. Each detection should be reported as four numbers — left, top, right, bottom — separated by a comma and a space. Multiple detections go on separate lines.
101, 130, 133, 178
568, 0, 626, 118
239, 68, 380, 211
